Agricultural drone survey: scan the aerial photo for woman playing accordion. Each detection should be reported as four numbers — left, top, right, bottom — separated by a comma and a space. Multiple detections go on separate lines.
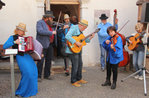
3, 23, 38, 97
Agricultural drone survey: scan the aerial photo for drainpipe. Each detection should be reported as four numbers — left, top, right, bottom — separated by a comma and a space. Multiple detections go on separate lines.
46, 0, 50, 11
79, 0, 82, 20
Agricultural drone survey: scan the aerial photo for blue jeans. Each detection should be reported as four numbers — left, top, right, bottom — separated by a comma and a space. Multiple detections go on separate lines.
100, 44, 106, 69
133, 50, 144, 76
68, 52, 82, 83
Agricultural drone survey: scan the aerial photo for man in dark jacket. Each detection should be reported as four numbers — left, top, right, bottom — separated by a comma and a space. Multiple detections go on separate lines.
36, 11, 56, 81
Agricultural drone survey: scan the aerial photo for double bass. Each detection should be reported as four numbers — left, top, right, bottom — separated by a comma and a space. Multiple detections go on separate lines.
113, 9, 130, 67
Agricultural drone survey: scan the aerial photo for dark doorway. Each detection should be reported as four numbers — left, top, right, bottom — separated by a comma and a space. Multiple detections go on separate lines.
50, 4, 80, 66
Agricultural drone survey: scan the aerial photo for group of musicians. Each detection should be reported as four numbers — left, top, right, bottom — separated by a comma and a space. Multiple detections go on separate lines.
2, 7, 147, 97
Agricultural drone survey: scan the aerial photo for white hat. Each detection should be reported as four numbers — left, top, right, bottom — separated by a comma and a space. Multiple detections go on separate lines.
64, 14, 70, 20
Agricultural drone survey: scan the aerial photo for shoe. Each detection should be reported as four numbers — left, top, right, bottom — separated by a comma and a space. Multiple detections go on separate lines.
101, 80, 111, 86
77, 79, 88, 84
65, 70, 70, 76
111, 83, 116, 89
44, 76, 53, 80
38, 78, 42, 82
138, 76, 143, 80
72, 82, 81, 87
52, 61, 55, 65
16, 95, 23, 98
101, 67, 105, 72
134, 75, 139, 79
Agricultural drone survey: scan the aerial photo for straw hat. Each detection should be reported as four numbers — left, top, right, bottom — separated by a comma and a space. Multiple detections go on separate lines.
79, 19, 88, 27
16, 23, 27, 32
64, 14, 70, 20
135, 22, 143, 31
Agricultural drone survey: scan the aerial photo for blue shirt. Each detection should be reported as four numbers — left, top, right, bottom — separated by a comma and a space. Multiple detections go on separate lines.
59, 23, 73, 43
97, 22, 118, 44
65, 25, 90, 54
102, 36, 123, 64
3, 36, 14, 49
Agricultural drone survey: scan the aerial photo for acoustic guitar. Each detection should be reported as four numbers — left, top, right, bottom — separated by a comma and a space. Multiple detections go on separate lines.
67, 29, 100, 53
127, 31, 145, 51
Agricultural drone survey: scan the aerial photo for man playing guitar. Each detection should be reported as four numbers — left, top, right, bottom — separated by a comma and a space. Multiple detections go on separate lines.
65, 19, 95, 87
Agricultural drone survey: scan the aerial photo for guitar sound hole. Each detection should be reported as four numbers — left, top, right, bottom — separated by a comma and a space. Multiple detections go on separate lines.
135, 38, 137, 41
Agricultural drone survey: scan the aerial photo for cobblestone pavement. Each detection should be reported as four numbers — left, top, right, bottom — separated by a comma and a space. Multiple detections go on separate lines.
0, 66, 149, 98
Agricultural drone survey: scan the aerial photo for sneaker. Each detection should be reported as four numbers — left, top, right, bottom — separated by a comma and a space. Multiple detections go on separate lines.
101, 80, 111, 86
72, 82, 81, 87
52, 61, 55, 65
138, 76, 143, 80
134, 75, 139, 79
77, 79, 88, 84
44, 76, 53, 80
38, 78, 42, 82
65, 70, 70, 76
101, 67, 105, 72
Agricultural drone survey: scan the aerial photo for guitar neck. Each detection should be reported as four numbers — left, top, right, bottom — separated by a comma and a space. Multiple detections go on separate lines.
136, 31, 145, 39
82, 32, 94, 41
81, 28, 100, 42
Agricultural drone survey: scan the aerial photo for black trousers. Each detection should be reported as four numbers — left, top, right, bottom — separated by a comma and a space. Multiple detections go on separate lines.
68, 52, 82, 83
106, 61, 119, 83
61, 43, 69, 70
37, 44, 53, 78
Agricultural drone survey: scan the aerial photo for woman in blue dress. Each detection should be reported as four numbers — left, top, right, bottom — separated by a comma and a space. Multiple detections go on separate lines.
3, 23, 38, 97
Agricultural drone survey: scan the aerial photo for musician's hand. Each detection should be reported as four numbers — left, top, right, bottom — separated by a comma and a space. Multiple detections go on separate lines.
14, 39, 21, 45
129, 40, 132, 44
75, 42, 82, 47
89, 33, 95, 40
63, 25, 69, 29
110, 44, 115, 49
52, 31, 57, 35
106, 40, 110, 44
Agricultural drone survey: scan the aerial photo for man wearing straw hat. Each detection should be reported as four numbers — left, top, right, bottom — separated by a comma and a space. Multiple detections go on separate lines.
65, 19, 95, 87
59, 14, 73, 76
36, 11, 56, 82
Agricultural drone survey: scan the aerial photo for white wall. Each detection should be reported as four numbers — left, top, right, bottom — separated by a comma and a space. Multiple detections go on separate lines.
0, 0, 138, 67
81, 0, 138, 66
0, 0, 38, 44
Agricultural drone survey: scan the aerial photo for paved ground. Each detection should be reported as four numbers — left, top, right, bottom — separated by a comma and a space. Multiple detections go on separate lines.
0, 66, 149, 98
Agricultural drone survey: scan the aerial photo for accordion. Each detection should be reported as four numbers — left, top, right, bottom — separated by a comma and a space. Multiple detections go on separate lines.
18, 36, 34, 52
18, 36, 43, 61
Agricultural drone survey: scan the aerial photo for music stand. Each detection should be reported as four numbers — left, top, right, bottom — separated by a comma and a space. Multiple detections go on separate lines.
121, 23, 149, 96
5, 49, 18, 98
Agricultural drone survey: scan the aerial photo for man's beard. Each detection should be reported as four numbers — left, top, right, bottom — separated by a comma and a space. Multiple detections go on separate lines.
46, 20, 53, 26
